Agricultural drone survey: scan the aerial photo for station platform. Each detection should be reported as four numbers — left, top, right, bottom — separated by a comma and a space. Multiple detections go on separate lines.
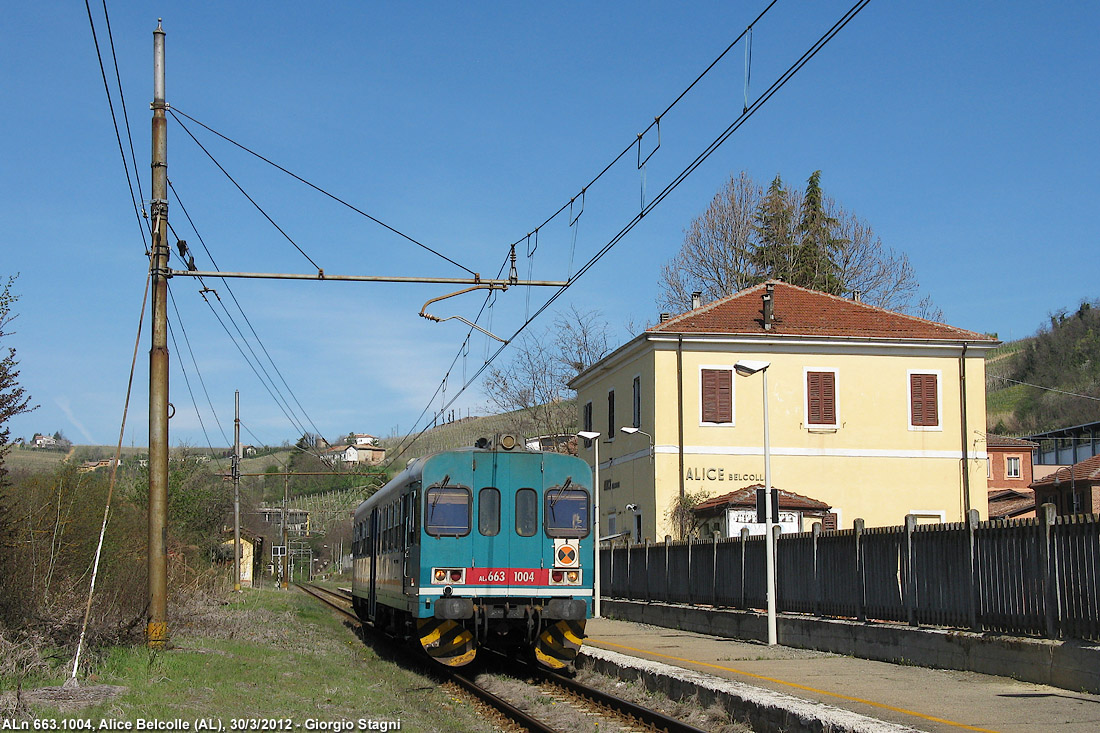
582, 616, 1100, 733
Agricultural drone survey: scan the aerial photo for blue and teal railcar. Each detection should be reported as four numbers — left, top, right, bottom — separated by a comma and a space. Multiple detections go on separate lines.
351, 436, 593, 668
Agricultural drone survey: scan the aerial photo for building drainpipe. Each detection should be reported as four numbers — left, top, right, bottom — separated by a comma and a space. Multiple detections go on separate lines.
959, 343, 972, 518
677, 335, 685, 536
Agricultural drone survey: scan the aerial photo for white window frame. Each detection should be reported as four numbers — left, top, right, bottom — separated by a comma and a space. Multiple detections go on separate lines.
698, 365, 735, 427
1006, 455, 1022, 479
907, 370, 943, 432
803, 366, 840, 430
631, 373, 642, 429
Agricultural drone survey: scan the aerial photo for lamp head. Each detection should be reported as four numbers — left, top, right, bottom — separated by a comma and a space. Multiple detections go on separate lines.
577, 431, 601, 441
620, 427, 639, 435
734, 359, 770, 376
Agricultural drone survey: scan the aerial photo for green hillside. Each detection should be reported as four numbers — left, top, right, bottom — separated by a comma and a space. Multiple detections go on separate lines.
985, 300, 1100, 434
380, 400, 577, 466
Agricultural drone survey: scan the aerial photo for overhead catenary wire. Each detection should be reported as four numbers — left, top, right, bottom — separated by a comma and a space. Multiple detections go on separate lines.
82, 0, 148, 251
168, 107, 478, 278
167, 184, 329, 446
379, 0, 872, 471
171, 114, 324, 273
167, 287, 232, 455
166, 310, 227, 468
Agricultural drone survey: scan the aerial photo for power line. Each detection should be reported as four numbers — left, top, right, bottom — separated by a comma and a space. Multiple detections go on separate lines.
379, 0, 873, 471
168, 107, 478, 277
167, 181, 329, 443
994, 376, 1100, 403
83, 0, 148, 251
165, 295, 226, 469
166, 286, 233, 448
171, 113, 324, 272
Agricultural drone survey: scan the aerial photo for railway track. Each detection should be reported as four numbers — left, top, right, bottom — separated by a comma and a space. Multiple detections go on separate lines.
296, 583, 716, 733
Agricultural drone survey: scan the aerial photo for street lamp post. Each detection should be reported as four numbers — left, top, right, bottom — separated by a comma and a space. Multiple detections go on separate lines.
735, 359, 777, 646
577, 430, 602, 618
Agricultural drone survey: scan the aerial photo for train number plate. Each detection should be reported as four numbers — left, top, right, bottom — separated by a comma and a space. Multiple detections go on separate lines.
467, 568, 548, 585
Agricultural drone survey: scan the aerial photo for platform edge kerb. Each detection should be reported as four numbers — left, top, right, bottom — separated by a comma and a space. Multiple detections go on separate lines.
578, 646, 920, 733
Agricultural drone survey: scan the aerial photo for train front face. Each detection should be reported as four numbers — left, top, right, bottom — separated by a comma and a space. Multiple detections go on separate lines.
416, 446, 594, 669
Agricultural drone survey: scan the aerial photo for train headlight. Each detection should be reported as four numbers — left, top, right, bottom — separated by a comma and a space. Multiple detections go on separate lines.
567, 571, 580, 584
450, 569, 463, 582
551, 570, 564, 583
499, 434, 517, 450
434, 568, 447, 582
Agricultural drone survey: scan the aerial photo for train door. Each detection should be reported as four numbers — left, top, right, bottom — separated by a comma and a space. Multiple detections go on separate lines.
474, 452, 510, 572
368, 507, 379, 618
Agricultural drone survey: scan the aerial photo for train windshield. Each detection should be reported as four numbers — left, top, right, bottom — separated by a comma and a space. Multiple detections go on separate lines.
545, 488, 590, 538
425, 485, 471, 536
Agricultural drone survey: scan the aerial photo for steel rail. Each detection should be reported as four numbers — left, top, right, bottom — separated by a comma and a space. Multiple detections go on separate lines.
295, 584, 561, 732
537, 667, 709, 733
481, 646, 710, 733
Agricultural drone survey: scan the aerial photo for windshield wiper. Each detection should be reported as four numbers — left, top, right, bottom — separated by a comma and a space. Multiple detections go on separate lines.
428, 474, 451, 523
548, 476, 573, 513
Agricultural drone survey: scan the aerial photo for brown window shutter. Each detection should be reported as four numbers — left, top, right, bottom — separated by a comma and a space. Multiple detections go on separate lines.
807, 371, 836, 425
701, 369, 732, 423
823, 512, 838, 531
910, 374, 938, 426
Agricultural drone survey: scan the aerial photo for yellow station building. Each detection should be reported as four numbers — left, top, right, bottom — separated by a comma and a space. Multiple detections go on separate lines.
569, 281, 998, 540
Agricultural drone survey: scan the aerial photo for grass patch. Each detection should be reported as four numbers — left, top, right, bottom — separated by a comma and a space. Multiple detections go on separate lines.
17, 589, 494, 732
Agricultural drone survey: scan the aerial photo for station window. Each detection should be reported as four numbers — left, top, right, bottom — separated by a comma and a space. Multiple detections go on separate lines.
516, 488, 538, 537
806, 369, 837, 426
478, 487, 501, 536
424, 484, 471, 536
545, 486, 590, 538
1006, 456, 1021, 479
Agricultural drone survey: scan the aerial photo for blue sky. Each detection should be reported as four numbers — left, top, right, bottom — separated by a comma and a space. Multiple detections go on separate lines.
3, 1, 1097, 449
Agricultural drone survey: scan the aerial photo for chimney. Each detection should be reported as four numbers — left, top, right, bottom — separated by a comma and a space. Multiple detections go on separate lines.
691, 291, 702, 310
762, 283, 774, 330
852, 290, 862, 303
659, 312, 671, 323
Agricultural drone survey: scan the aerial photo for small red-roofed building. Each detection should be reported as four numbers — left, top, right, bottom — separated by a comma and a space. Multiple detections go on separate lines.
985, 434, 1038, 519
692, 485, 833, 538
1031, 454, 1100, 516
569, 281, 998, 539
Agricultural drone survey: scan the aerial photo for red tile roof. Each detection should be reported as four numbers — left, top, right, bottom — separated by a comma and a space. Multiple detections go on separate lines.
1030, 454, 1100, 489
694, 484, 831, 514
649, 281, 996, 342
986, 434, 1039, 449
987, 488, 1035, 519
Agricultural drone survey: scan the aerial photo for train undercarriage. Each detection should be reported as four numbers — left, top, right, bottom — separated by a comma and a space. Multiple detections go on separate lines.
356, 596, 586, 670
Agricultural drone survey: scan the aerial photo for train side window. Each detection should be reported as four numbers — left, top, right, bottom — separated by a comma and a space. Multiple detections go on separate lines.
515, 488, 538, 537
545, 487, 590, 538
479, 487, 501, 536
425, 485, 471, 536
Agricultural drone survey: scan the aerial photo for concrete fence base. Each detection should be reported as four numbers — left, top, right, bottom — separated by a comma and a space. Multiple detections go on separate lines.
602, 599, 1100, 695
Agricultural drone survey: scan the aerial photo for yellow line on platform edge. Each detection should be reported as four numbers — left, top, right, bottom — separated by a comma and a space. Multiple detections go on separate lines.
589, 638, 1000, 733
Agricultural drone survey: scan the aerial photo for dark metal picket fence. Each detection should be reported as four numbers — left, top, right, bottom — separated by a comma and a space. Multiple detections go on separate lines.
600, 507, 1100, 641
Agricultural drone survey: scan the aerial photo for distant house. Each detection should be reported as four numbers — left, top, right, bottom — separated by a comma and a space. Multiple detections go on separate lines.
322, 443, 386, 466
353, 433, 378, 446
78, 458, 120, 473
33, 434, 58, 448
524, 434, 577, 454
986, 434, 1038, 519
1031, 454, 1100, 516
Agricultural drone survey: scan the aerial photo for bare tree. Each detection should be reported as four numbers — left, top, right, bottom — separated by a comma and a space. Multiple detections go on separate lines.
484, 308, 611, 451
658, 171, 936, 316
658, 172, 762, 313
